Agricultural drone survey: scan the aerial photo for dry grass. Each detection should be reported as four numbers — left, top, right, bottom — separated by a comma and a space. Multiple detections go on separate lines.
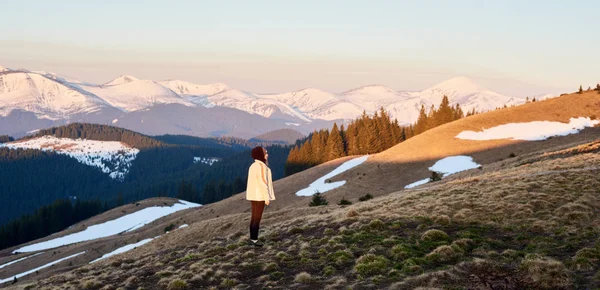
22, 140, 600, 289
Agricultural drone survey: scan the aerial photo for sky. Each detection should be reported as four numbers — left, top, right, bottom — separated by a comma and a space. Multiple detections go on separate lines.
0, 0, 598, 97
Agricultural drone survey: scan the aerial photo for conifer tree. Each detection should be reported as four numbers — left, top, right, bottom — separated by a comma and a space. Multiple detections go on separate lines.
326, 123, 345, 160
435, 95, 454, 126
414, 105, 429, 135
578, 85, 583, 94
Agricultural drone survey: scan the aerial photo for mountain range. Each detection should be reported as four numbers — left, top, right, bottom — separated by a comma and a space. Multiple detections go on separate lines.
0, 65, 555, 138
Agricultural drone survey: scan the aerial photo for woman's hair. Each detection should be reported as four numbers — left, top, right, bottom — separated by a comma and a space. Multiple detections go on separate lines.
251, 146, 267, 164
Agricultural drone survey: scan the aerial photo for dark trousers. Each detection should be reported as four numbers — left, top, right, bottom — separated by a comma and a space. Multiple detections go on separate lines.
249, 201, 265, 240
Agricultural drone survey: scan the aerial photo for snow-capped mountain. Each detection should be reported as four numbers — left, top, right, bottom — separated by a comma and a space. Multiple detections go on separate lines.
261, 88, 364, 121
0, 70, 113, 120
0, 64, 550, 138
80, 76, 195, 112
417, 77, 523, 115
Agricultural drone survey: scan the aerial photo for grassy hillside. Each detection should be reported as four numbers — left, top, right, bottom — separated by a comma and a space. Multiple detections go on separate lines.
17, 136, 600, 290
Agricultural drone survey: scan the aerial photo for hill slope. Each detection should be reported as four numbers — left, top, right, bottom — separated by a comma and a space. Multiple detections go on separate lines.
8, 125, 600, 289
1, 91, 599, 289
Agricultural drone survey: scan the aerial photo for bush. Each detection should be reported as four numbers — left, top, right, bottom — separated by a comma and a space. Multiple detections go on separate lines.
429, 171, 443, 182
358, 194, 373, 202
328, 250, 354, 267
220, 278, 238, 288
309, 192, 328, 207
354, 254, 389, 276
520, 256, 571, 289
294, 272, 313, 283
164, 224, 175, 233
338, 198, 352, 206
167, 279, 187, 290
426, 245, 457, 262
508, 152, 516, 158
420, 229, 449, 242
322, 265, 335, 277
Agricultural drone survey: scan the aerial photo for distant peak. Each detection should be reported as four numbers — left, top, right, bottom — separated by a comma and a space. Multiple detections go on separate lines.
429, 76, 484, 92
343, 84, 396, 94
104, 75, 140, 86
0, 65, 9, 72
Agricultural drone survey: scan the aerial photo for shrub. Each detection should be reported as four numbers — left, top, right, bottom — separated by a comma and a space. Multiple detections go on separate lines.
368, 219, 386, 230
508, 152, 516, 158
309, 192, 329, 207
434, 215, 451, 225
520, 256, 571, 289
429, 171, 443, 182
294, 272, 313, 283
354, 254, 389, 276
167, 279, 187, 290
322, 265, 335, 277
219, 278, 238, 288
359, 194, 373, 202
420, 229, 449, 242
263, 262, 278, 272
390, 245, 412, 261
451, 238, 475, 253
328, 250, 354, 266
338, 198, 352, 206
164, 224, 176, 233
347, 208, 360, 217
426, 245, 457, 262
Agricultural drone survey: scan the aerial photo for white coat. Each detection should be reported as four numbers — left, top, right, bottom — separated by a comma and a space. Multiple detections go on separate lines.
246, 160, 275, 201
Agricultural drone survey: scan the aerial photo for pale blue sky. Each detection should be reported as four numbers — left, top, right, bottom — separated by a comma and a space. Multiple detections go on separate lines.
0, 0, 598, 96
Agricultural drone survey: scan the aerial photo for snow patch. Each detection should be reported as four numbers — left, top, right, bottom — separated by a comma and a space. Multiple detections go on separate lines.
193, 157, 220, 166
285, 122, 300, 127
404, 178, 430, 189
112, 118, 118, 124
0, 136, 139, 181
178, 224, 189, 229
90, 238, 155, 264
404, 156, 481, 189
12, 200, 200, 253
296, 155, 369, 196
0, 252, 85, 284
0, 252, 44, 270
456, 117, 600, 141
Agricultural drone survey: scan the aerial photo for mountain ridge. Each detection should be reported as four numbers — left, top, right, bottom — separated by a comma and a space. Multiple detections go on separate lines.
0, 65, 558, 138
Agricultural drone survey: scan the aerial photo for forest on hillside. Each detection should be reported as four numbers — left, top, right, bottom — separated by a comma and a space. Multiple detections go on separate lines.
0, 123, 292, 228
285, 96, 468, 175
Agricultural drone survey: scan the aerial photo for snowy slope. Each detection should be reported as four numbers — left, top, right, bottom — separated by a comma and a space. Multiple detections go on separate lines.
0, 136, 139, 180
341, 85, 413, 112
159, 80, 229, 107
0, 71, 112, 119
13, 200, 200, 253
81, 76, 195, 112
404, 156, 482, 189
262, 88, 364, 121
296, 155, 369, 196
0, 252, 86, 284
456, 117, 600, 141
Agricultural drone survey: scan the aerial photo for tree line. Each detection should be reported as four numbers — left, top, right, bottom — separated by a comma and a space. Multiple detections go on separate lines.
0, 135, 14, 143
285, 96, 466, 176
0, 198, 107, 251
29, 123, 164, 149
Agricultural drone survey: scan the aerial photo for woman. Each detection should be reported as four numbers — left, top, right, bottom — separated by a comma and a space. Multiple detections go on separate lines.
246, 146, 275, 247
